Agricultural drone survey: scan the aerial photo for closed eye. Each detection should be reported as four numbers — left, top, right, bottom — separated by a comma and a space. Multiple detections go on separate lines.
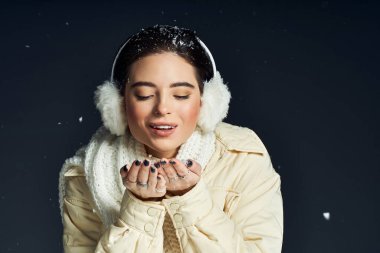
174, 95, 190, 100
135, 95, 152, 101
135, 95, 190, 101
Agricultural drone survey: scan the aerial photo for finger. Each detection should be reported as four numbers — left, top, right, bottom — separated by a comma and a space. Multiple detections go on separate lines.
157, 174, 166, 186
120, 164, 129, 178
154, 161, 166, 177
157, 166, 169, 185
164, 159, 179, 181
126, 160, 141, 184
155, 174, 166, 194
147, 165, 157, 191
186, 159, 202, 176
153, 161, 162, 171
137, 159, 150, 186
152, 161, 165, 182
170, 158, 189, 178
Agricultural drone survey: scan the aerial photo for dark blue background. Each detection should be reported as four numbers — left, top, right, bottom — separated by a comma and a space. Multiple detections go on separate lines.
0, 1, 379, 252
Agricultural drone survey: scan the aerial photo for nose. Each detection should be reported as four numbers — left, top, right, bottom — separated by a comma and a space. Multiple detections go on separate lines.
154, 95, 172, 116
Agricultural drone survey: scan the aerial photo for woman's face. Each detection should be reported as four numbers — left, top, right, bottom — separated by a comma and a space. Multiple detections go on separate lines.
124, 52, 202, 158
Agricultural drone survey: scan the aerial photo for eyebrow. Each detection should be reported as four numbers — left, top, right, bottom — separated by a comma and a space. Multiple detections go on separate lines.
130, 81, 195, 89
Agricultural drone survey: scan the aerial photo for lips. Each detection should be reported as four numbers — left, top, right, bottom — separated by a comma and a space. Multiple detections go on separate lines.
149, 122, 178, 128
149, 122, 178, 137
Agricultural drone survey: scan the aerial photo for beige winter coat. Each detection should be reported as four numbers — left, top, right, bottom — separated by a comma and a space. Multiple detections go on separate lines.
61, 122, 283, 252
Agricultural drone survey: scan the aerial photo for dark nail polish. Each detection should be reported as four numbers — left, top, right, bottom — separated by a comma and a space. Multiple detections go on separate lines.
123, 165, 128, 172
154, 162, 161, 168
134, 160, 141, 166
169, 160, 176, 165
150, 166, 156, 173
143, 159, 149, 166
186, 159, 193, 167
160, 160, 166, 165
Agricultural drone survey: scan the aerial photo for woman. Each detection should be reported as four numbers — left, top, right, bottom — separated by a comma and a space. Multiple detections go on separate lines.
59, 24, 283, 253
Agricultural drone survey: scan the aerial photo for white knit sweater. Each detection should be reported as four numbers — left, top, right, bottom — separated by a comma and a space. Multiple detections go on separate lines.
58, 125, 216, 228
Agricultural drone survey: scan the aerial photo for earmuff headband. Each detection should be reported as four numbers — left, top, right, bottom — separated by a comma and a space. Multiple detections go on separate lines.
110, 36, 217, 84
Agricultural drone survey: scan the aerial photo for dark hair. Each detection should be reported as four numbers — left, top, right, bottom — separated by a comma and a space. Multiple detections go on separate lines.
112, 24, 214, 96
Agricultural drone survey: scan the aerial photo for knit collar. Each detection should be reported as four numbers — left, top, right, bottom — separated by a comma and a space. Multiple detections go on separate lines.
74, 125, 216, 228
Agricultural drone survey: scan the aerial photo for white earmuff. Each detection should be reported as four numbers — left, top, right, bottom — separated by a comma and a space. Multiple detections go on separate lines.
94, 81, 127, 136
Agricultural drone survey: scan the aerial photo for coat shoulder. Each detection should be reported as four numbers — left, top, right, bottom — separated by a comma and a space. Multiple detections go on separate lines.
64, 165, 85, 177
62, 146, 87, 177
215, 122, 268, 154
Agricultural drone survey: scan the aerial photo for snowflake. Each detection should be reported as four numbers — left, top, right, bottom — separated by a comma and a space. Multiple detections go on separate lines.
323, 212, 330, 221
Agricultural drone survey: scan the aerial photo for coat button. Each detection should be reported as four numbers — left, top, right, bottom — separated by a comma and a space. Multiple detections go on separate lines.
144, 223, 154, 232
170, 203, 180, 210
173, 213, 183, 223
147, 207, 159, 216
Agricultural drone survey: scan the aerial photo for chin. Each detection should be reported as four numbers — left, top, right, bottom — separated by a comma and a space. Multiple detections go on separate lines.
151, 142, 179, 152
146, 141, 180, 156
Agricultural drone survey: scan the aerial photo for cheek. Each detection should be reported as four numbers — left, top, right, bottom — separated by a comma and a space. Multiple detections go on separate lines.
180, 101, 201, 124
125, 100, 147, 122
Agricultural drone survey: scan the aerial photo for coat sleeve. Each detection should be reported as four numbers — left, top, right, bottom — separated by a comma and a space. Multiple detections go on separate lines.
62, 170, 166, 253
161, 152, 283, 253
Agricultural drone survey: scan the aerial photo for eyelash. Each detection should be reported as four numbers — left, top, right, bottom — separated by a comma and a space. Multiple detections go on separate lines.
135, 95, 150, 101
135, 95, 190, 101
175, 95, 190, 100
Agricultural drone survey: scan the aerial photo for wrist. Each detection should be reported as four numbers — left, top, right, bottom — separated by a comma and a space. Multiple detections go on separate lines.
166, 184, 195, 197
130, 191, 164, 202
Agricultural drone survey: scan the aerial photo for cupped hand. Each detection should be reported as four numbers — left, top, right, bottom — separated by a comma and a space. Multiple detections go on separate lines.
155, 158, 202, 196
120, 159, 167, 201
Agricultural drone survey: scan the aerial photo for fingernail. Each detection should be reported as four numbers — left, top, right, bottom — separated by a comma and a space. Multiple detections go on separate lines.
154, 162, 161, 168
143, 159, 150, 166
123, 165, 128, 172
169, 160, 176, 165
186, 159, 193, 167
134, 160, 141, 166
157, 175, 161, 180
160, 160, 166, 165
150, 166, 156, 173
